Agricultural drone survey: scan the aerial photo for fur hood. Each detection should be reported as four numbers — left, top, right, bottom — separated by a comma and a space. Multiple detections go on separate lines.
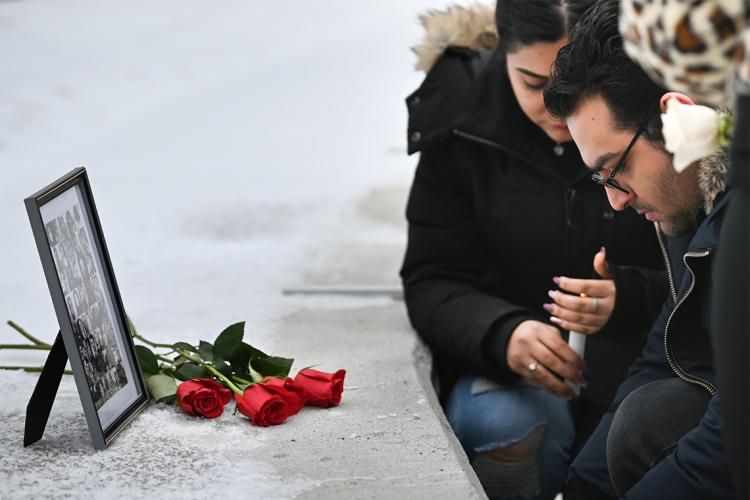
411, 3, 497, 72
698, 147, 729, 214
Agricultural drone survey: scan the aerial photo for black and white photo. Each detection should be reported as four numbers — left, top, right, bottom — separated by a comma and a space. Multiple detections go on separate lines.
44, 199, 128, 410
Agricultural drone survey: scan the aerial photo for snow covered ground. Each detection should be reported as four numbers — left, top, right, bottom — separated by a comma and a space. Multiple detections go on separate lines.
0, 1, 479, 498
0, 0, 446, 360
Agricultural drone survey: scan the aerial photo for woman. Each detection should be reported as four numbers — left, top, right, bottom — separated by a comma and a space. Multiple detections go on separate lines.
401, 2, 666, 498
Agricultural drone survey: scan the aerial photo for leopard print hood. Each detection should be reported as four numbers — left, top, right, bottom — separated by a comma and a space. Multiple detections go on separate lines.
620, 0, 749, 106
411, 3, 497, 72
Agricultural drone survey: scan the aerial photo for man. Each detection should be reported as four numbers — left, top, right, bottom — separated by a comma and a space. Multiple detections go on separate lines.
543, 0, 736, 499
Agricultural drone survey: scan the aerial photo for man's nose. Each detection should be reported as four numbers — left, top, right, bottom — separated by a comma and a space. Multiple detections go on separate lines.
605, 187, 634, 211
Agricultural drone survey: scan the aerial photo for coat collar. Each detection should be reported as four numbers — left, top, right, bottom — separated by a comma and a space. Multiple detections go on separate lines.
687, 188, 732, 254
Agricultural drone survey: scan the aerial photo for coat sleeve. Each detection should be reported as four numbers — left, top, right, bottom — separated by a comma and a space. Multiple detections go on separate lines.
597, 265, 668, 341
622, 394, 735, 500
400, 141, 540, 383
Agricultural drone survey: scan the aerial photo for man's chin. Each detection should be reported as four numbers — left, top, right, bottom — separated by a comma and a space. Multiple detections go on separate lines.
659, 219, 695, 237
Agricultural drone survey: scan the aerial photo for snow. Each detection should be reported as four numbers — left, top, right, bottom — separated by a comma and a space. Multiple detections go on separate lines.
0, 0, 448, 354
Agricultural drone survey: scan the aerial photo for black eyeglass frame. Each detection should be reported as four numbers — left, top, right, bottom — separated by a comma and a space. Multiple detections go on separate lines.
590, 123, 648, 195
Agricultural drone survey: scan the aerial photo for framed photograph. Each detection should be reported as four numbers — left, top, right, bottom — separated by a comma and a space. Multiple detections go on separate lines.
25, 168, 148, 449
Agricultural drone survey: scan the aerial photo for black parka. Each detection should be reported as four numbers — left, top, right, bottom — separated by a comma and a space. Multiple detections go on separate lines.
400, 47, 667, 411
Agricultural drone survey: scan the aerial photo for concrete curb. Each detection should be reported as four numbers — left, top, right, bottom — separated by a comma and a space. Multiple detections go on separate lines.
0, 303, 486, 499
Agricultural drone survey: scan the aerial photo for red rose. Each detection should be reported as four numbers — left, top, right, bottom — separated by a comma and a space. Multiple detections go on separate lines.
262, 377, 307, 415
177, 378, 232, 419
293, 368, 346, 408
235, 384, 290, 426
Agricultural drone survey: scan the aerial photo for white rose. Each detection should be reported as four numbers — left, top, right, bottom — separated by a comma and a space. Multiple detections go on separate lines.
661, 97, 720, 173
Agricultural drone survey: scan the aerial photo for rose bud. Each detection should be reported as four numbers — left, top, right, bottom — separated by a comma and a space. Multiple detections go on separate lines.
293, 368, 346, 408
177, 378, 232, 419
262, 377, 307, 415
235, 384, 290, 426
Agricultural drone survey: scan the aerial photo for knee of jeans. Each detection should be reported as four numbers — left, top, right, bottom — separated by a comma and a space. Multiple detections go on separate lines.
606, 383, 669, 497
472, 424, 546, 498
607, 389, 647, 466
446, 379, 552, 455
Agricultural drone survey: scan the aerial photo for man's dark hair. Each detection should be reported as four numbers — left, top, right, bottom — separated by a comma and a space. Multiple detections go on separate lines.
543, 0, 667, 142
495, 0, 595, 54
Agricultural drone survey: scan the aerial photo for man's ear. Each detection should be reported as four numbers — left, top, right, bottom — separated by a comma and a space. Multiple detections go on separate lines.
659, 92, 695, 112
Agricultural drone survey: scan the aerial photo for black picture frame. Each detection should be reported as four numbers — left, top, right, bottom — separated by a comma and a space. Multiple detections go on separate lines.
24, 167, 148, 449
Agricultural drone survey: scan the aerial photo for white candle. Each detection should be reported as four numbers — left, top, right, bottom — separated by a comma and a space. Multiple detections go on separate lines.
566, 331, 586, 395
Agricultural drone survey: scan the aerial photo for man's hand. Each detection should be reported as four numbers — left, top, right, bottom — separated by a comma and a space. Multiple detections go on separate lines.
506, 320, 585, 399
545, 247, 615, 335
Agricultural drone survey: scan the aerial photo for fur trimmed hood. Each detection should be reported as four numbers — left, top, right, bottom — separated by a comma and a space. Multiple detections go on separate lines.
411, 3, 497, 72
698, 147, 729, 214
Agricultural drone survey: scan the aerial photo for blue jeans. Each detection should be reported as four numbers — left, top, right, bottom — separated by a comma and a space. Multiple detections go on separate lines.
446, 375, 575, 500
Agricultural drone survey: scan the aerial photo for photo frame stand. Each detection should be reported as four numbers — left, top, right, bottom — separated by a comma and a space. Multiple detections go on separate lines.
24, 331, 67, 447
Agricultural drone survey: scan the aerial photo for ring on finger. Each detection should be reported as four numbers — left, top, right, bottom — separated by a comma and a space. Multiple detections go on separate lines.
528, 362, 538, 372
581, 292, 599, 314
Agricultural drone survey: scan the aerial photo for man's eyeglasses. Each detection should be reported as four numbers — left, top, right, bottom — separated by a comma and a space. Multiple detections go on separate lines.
590, 124, 647, 195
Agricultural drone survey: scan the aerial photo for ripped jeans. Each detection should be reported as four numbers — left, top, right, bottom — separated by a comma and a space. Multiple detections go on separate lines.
446, 375, 575, 500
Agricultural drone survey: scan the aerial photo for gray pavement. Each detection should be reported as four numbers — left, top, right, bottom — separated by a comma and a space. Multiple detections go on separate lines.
0, 303, 485, 499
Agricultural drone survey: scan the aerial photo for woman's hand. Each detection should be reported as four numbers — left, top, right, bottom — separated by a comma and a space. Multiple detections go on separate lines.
544, 248, 615, 335
506, 319, 585, 399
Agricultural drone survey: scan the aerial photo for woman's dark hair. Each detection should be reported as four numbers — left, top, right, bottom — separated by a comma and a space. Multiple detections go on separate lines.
495, 0, 596, 54
543, 0, 667, 142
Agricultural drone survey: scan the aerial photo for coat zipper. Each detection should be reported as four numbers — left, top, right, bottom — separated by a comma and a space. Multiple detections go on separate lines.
655, 223, 678, 303
655, 222, 716, 395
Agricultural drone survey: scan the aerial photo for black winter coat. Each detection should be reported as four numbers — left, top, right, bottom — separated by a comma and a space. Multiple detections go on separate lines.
400, 48, 667, 411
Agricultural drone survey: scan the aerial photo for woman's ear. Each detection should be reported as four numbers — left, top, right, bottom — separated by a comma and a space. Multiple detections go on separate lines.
659, 92, 695, 112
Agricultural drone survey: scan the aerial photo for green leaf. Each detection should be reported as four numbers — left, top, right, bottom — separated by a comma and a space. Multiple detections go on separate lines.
198, 341, 214, 362
172, 355, 190, 367
212, 356, 232, 377
146, 374, 177, 404
247, 362, 264, 383
229, 341, 267, 372
296, 364, 320, 373
135, 345, 159, 376
174, 363, 208, 381
213, 322, 245, 360
251, 356, 294, 378
173, 341, 199, 355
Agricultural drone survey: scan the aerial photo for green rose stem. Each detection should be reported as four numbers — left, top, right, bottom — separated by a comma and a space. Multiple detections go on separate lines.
6, 320, 49, 346
232, 375, 253, 386
125, 316, 175, 350
0, 344, 52, 350
0, 365, 73, 375
3, 320, 249, 396
129, 331, 173, 350
204, 364, 244, 396
132, 334, 172, 350
172, 348, 244, 396
1, 322, 60, 375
